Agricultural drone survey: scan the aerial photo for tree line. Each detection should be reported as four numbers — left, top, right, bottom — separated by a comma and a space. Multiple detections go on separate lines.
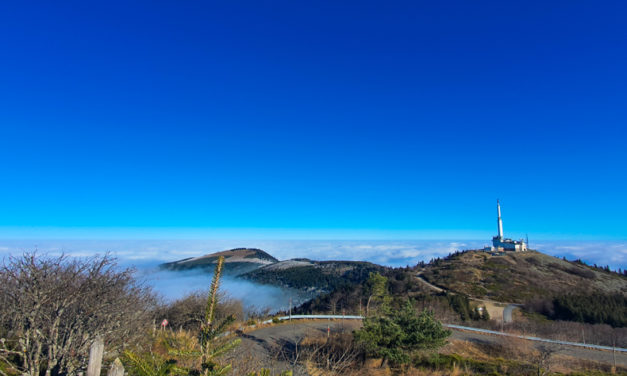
526, 292, 626, 328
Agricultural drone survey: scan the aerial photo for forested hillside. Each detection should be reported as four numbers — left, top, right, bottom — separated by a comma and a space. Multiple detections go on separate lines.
243, 259, 385, 293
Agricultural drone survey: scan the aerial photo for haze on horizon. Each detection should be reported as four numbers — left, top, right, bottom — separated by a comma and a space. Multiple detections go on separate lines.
2, 237, 625, 305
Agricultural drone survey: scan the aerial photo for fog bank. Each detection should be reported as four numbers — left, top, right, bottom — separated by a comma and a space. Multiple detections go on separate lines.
1, 239, 625, 308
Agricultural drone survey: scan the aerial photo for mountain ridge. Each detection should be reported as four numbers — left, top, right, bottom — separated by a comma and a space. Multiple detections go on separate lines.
161, 247, 627, 307
160, 247, 387, 296
160, 248, 279, 275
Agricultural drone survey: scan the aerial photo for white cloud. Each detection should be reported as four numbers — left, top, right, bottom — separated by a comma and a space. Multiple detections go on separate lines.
1, 238, 625, 310
1, 239, 625, 269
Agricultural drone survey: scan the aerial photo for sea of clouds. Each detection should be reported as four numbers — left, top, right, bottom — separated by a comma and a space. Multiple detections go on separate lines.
1, 239, 625, 312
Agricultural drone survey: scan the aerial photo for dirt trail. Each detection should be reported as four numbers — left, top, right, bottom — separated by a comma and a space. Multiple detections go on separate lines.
415, 272, 520, 322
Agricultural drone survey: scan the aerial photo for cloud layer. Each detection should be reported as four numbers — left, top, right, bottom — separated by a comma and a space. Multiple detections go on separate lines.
1, 239, 625, 308
1, 238, 625, 269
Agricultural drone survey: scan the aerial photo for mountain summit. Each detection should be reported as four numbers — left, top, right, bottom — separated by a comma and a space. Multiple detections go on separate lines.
420, 249, 627, 303
160, 248, 279, 275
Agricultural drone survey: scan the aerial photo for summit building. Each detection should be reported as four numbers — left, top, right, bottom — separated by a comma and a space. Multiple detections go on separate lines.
490, 200, 527, 252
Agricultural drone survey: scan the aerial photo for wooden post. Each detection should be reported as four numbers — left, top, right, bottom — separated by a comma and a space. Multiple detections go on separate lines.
107, 358, 125, 376
86, 337, 104, 376
612, 337, 617, 374
342, 308, 345, 330
582, 328, 585, 344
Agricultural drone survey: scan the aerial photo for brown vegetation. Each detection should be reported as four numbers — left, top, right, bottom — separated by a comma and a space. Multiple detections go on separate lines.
0, 253, 155, 375
285, 332, 362, 376
421, 250, 627, 303
154, 291, 244, 332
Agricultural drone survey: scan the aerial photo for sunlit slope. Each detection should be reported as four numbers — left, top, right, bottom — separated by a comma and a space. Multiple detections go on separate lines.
421, 250, 627, 303
160, 248, 278, 275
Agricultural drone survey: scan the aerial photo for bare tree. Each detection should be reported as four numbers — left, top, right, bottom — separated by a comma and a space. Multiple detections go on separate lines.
0, 253, 155, 375
299, 332, 361, 375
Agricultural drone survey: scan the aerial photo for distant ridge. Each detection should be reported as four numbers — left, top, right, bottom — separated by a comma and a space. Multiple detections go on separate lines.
161, 248, 385, 296
160, 248, 279, 275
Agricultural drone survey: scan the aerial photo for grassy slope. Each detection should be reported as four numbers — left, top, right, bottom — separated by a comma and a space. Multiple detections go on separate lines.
421, 250, 627, 303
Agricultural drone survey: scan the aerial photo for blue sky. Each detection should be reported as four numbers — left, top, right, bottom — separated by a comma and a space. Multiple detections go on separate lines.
1, 1, 626, 239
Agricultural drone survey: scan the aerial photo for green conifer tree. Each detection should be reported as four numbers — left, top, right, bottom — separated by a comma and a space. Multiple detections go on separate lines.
355, 299, 451, 368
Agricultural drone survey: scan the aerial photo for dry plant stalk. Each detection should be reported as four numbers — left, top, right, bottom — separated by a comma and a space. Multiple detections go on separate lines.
205, 256, 225, 332
201, 255, 225, 366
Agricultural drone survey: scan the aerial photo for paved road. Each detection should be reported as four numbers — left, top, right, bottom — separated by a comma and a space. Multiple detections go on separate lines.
502, 304, 518, 323
235, 320, 626, 375
450, 326, 627, 367
275, 315, 626, 353
232, 320, 359, 375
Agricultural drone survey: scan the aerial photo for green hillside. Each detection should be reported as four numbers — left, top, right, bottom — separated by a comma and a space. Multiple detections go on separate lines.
243, 259, 385, 293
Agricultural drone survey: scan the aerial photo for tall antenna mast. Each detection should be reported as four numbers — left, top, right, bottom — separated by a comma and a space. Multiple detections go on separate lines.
497, 199, 504, 239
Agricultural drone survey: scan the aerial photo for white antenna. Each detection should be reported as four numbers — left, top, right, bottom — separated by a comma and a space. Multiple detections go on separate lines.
497, 199, 504, 239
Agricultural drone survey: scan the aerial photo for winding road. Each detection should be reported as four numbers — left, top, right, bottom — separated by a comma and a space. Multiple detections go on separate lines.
233, 319, 626, 376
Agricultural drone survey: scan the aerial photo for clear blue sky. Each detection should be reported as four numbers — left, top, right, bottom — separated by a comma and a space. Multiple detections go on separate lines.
1, 1, 626, 239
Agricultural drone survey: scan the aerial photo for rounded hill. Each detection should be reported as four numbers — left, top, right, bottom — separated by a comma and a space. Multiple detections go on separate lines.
160, 248, 278, 275
421, 250, 627, 303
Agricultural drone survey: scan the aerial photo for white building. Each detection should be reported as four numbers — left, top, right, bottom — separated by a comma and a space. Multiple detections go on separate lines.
490, 200, 527, 252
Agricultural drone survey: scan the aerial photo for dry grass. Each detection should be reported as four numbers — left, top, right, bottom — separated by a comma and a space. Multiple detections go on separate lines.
422, 250, 627, 303
550, 353, 625, 375
293, 333, 626, 376
405, 369, 463, 376
291, 332, 361, 376
443, 336, 535, 363
223, 340, 280, 376
440, 336, 627, 375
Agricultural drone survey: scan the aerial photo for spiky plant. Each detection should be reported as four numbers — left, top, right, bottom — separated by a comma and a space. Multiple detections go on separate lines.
126, 256, 240, 376
198, 256, 240, 375
202, 255, 224, 354
124, 350, 182, 376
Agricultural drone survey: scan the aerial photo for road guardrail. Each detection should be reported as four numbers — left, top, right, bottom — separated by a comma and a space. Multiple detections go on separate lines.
259, 314, 626, 353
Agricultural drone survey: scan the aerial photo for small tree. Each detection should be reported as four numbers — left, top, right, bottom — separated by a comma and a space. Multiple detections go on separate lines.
481, 306, 490, 321
365, 272, 389, 315
198, 256, 240, 375
127, 256, 240, 376
355, 300, 451, 368
535, 345, 554, 376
